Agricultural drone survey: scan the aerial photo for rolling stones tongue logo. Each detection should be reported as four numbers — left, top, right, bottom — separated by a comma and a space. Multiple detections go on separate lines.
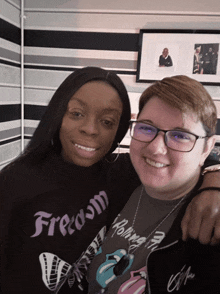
118, 266, 147, 294
96, 249, 134, 289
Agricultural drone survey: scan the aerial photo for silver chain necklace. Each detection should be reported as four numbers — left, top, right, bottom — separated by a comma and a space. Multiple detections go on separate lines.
128, 185, 189, 254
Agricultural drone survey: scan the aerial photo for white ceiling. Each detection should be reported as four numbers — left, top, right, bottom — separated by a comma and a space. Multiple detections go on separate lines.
20, 0, 220, 14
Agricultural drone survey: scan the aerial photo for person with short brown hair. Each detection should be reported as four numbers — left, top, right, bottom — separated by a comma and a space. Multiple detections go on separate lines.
88, 75, 220, 294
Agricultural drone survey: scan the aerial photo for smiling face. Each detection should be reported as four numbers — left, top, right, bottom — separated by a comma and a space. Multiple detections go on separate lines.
59, 81, 123, 166
130, 96, 215, 200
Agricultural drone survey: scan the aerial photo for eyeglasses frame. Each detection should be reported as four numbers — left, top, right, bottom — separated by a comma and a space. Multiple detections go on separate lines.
129, 120, 209, 152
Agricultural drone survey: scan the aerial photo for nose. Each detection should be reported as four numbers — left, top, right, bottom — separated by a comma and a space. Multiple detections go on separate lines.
147, 131, 167, 155
80, 117, 99, 136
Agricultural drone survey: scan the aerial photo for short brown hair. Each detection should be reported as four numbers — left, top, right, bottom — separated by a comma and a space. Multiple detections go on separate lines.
138, 75, 217, 136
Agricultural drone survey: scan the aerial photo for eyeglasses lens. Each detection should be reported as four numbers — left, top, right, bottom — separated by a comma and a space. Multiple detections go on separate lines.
131, 122, 196, 152
166, 131, 195, 152
132, 122, 157, 142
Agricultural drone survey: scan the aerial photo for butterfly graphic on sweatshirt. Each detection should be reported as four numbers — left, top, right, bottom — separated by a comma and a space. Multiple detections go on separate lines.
39, 226, 106, 293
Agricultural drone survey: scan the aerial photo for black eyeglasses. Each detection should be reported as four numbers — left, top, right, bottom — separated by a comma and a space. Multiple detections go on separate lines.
130, 121, 208, 152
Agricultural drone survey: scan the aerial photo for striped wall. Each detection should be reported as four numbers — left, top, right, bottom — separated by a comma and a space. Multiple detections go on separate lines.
0, 0, 21, 169
22, 6, 220, 151
1, 0, 220, 168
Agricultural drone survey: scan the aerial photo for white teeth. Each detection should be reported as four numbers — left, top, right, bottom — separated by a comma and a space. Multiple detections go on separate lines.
75, 144, 96, 152
146, 158, 167, 168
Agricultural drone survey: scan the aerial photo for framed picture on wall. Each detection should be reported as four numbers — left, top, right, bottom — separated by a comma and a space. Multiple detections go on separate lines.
136, 29, 220, 85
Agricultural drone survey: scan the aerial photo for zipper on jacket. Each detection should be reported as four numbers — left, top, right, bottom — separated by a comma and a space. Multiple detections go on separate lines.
145, 239, 179, 294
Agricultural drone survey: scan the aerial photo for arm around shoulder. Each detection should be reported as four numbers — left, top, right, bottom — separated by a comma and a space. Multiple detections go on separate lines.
182, 166, 220, 245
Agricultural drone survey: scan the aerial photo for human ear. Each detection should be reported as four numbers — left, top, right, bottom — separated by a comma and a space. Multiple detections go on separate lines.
199, 135, 216, 166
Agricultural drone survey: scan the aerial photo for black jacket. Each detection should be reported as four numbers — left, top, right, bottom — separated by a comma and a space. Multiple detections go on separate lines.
146, 189, 220, 294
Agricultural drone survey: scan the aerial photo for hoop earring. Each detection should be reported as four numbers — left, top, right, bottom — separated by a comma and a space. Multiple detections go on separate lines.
105, 143, 120, 163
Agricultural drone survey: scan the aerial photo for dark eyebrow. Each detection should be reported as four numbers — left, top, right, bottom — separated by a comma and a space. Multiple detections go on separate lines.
69, 97, 121, 116
138, 119, 154, 124
172, 127, 192, 133
101, 108, 122, 116
138, 119, 192, 133
69, 97, 86, 107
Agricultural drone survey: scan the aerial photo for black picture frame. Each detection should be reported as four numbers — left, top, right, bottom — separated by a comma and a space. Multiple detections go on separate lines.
136, 29, 220, 85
